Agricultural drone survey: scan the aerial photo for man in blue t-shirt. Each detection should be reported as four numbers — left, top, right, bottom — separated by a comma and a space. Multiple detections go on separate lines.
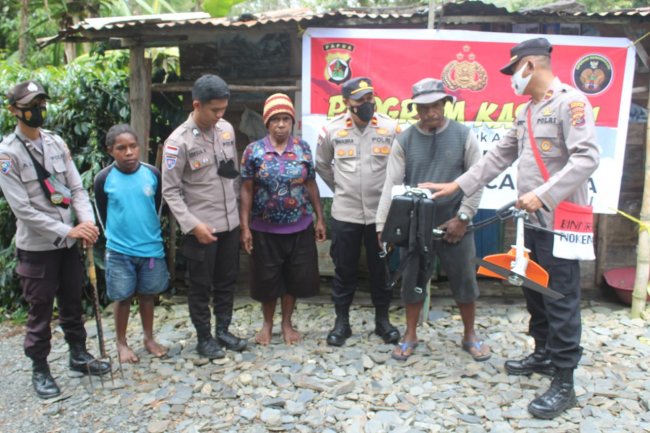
94, 124, 169, 363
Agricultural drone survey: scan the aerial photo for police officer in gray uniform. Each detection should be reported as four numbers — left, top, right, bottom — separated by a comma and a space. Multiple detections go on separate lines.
316, 77, 400, 347
428, 38, 600, 419
0, 81, 110, 399
162, 75, 247, 360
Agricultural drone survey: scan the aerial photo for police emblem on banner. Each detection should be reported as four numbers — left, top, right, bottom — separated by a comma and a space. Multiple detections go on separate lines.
442, 45, 488, 91
573, 54, 613, 95
0, 158, 11, 175
323, 42, 354, 84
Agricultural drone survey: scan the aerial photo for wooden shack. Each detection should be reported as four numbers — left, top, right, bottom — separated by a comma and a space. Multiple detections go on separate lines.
44, 1, 650, 291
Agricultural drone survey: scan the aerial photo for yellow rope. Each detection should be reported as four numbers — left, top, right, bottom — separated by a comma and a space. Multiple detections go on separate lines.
630, 31, 650, 47
609, 207, 650, 234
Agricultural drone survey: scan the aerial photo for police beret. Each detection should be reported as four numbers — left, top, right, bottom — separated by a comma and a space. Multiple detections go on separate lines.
500, 38, 553, 75
342, 77, 374, 100
7, 81, 49, 106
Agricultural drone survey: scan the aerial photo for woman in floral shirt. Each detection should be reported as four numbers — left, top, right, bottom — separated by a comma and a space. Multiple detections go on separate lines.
240, 94, 326, 345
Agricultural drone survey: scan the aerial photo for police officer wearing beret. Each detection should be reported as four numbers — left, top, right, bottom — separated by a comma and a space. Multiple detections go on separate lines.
162, 74, 247, 360
427, 38, 600, 418
316, 77, 400, 347
0, 80, 110, 399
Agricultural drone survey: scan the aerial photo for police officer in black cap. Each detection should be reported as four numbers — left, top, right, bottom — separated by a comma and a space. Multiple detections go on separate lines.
0, 80, 111, 399
426, 37, 599, 419
316, 77, 401, 347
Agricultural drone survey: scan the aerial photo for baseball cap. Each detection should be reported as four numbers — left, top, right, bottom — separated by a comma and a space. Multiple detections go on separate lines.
7, 81, 49, 106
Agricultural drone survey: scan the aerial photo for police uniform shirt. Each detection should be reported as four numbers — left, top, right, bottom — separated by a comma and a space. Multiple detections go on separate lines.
0, 128, 94, 251
456, 77, 600, 222
162, 114, 240, 234
316, 112, 399, 225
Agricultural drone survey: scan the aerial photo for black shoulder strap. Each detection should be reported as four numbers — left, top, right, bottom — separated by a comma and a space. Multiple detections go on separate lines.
14, 134, 51, 181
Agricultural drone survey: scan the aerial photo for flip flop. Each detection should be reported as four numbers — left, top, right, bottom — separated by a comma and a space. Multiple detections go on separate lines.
391, 340, 418, 361
462, 340, 491, 362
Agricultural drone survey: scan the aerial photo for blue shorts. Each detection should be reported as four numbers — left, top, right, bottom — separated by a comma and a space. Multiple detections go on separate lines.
105, 249, 169, 301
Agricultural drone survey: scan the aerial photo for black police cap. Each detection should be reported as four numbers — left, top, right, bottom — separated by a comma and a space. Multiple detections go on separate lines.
341, 77, 374, 100
500, 38, 553, 75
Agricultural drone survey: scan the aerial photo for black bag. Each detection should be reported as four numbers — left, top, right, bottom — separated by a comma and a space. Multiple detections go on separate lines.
381, 190, 437, 287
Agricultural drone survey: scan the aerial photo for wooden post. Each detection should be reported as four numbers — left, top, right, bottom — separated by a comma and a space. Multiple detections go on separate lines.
428, 0, 436, 30
129, 45, 152, 162
630, 80, 650, 318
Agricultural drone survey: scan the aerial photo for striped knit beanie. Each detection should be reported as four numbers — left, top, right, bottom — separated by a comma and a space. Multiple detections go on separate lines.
263, 93, 295, 126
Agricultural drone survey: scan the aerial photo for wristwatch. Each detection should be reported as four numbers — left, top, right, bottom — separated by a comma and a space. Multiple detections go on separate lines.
457, 211, 470, 223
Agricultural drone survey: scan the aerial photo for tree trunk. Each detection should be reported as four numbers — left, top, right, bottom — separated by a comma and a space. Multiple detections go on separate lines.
630, 79, 650, 319
19, 0, 29, 65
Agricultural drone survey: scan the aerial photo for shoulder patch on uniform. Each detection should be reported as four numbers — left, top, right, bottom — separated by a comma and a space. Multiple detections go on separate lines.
165, 155, 177, 170
165, 144, 179, 156
569, 101, 586, 126
0, 158, 12, 175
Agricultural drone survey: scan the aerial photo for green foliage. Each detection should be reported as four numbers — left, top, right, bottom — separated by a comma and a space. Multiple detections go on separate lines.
203, 0, 246, 17
0, 52, 131, 314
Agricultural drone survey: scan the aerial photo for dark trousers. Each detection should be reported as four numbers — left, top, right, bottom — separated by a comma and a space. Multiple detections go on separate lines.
330, 218, 391, 308
182, 227, 240, 333
16, 247, 87, 361
524, 229, 582, 369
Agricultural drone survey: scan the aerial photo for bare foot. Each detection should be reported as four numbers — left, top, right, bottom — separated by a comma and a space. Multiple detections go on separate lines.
144, 338, 168, 358
116, 342, 139, 364
255, 322, 273, 346
281, 322, 302, 345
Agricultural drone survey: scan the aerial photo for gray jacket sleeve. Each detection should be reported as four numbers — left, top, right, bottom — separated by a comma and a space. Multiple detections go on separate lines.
315, 129, 335, 191
59, 140, 94, 224
0, 152, 72, 241
458, 133, 483, 218
161, 138, 200, 234
456, 124, 520, 197
375, 138, 406, 232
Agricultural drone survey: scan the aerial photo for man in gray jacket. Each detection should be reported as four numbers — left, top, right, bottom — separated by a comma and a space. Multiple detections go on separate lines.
162, 74, 247, 359
0, 80, 110, 399
376, 78, 489, 363
426, 38, 600, 419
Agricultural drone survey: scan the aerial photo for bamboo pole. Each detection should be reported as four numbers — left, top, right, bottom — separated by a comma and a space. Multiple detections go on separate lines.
630, 77, 650, 319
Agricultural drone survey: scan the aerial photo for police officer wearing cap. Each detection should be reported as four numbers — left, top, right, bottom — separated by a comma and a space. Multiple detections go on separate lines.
427, 38, 600, 419
162, 74, 247, 360
0, 80, 110, 399
316, 77, 400, 347
376, 78, 488, 363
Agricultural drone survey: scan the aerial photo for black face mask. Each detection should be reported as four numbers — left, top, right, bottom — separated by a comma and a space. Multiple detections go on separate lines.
217, 159, 239, 179
350, 101, 375, 122
17, 105, 46, 128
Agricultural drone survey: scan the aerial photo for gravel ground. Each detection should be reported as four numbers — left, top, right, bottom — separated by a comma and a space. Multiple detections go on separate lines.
0, 295, 649, 433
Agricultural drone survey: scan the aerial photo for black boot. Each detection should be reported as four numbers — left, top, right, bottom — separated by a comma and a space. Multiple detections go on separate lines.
196, 328, 225, 359
32, 359, 61, 399
528, 368, 577, 419
69, 342, 111, 376
505, 346, 556, 376
215, 316, 247, 352
327, 304, 352, 347
374, 306, 400, 344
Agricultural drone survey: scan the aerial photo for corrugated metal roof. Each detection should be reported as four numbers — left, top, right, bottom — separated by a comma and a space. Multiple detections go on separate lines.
43, 1, 649, 47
